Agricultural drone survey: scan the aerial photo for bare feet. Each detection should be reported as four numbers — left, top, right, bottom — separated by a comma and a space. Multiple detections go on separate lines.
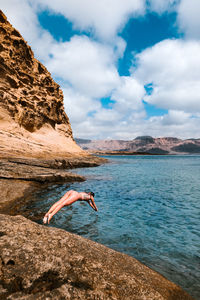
43, 214, 50, 224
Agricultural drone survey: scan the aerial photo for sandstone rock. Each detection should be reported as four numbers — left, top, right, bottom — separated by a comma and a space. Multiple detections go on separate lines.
0, 156, 107, 213
0, 214, 194, 300
0, 159, 85, 183
0, 179, 38, 213
5, 156, 107, 170
0, 10, 71, 133
0, 156, 106, 186
0, 10, 86, 158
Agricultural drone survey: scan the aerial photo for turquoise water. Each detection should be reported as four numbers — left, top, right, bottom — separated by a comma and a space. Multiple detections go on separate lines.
20, 155, 200, 299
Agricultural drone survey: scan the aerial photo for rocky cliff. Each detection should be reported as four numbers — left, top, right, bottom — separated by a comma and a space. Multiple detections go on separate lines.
76, 136, 200, 155
0, 214, 193, 300
0, 10, 83, 158
0, 10, 106, 211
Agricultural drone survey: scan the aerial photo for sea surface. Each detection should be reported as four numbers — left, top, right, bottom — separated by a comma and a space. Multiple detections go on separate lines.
17, 155, 200, 299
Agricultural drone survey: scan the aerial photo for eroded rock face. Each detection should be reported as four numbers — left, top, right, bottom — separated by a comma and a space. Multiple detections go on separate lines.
0, 214, 194, 300
0, 10, 71, 134
0, 10, 84, 158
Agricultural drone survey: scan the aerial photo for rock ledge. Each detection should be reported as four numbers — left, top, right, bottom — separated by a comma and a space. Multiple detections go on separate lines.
0, 214, 194, 300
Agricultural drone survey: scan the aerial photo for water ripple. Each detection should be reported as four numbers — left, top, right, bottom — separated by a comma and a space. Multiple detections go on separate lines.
17, 155, 200, 299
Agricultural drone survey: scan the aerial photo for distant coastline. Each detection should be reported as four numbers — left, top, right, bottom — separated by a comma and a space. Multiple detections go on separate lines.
76, 136, 200, 155
90, 150, 168, 155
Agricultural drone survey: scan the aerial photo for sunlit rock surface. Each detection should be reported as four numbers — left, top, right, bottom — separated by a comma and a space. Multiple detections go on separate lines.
0, 214, 194, 300
0, 9, 83, 158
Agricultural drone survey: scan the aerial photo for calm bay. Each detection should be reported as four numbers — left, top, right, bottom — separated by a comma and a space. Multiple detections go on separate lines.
18, 155, 200, 299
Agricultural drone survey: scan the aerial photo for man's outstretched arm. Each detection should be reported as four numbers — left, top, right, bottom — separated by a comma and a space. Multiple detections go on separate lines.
88, 196, 98, 211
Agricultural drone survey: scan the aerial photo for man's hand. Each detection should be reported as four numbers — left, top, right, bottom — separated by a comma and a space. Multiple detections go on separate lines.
87, 196, 98, 211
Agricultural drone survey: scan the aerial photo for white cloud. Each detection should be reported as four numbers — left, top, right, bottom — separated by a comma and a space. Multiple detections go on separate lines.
111, 76, 145, 112
114, 37, 127, 58
46, 36, 120, 99
63, 87, 100, 123
62, 75, 147, 139
73, 109, 144, 140
63, 75, 146, 139
146, 111, 200, 138
133, 39, 200, 113
148, 0, 177, 14
159, 110, 191, 125
0, 0, 57, 62
73, 107, 200, 140
0, 0, 38, 41
93, 109, 122, 125
177, 0, 200, 39
35, 0, 145, 40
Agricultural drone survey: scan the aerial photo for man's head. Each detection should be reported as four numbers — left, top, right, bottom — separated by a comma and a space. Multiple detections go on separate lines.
89, 192, 95, 197
85, 190, 95, 197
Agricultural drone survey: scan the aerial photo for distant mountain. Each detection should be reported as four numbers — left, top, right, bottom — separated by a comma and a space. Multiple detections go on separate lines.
75, 136, 200, 154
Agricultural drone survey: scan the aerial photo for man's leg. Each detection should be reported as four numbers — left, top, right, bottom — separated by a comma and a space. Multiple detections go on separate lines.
46, 190, 73, 215
44, 193, 78, 223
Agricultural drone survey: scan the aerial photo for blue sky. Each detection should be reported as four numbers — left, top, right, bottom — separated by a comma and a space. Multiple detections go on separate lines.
1, 0, 200, 139
38, 10, 179, 66
38, 9, 174, 118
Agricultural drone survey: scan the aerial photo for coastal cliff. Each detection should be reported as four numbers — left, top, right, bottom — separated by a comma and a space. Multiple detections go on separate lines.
0, 214, 193, 300
0, 10, 105, 210
0, 10, 82, 158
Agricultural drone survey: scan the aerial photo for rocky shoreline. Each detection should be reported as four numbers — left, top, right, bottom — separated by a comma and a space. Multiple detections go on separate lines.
0, 155, 106, 213
0, 214, 194, 300
0, 156, 195, 300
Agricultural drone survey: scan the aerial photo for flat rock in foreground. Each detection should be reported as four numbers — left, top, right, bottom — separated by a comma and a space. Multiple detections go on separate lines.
0, 214, 193, 300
